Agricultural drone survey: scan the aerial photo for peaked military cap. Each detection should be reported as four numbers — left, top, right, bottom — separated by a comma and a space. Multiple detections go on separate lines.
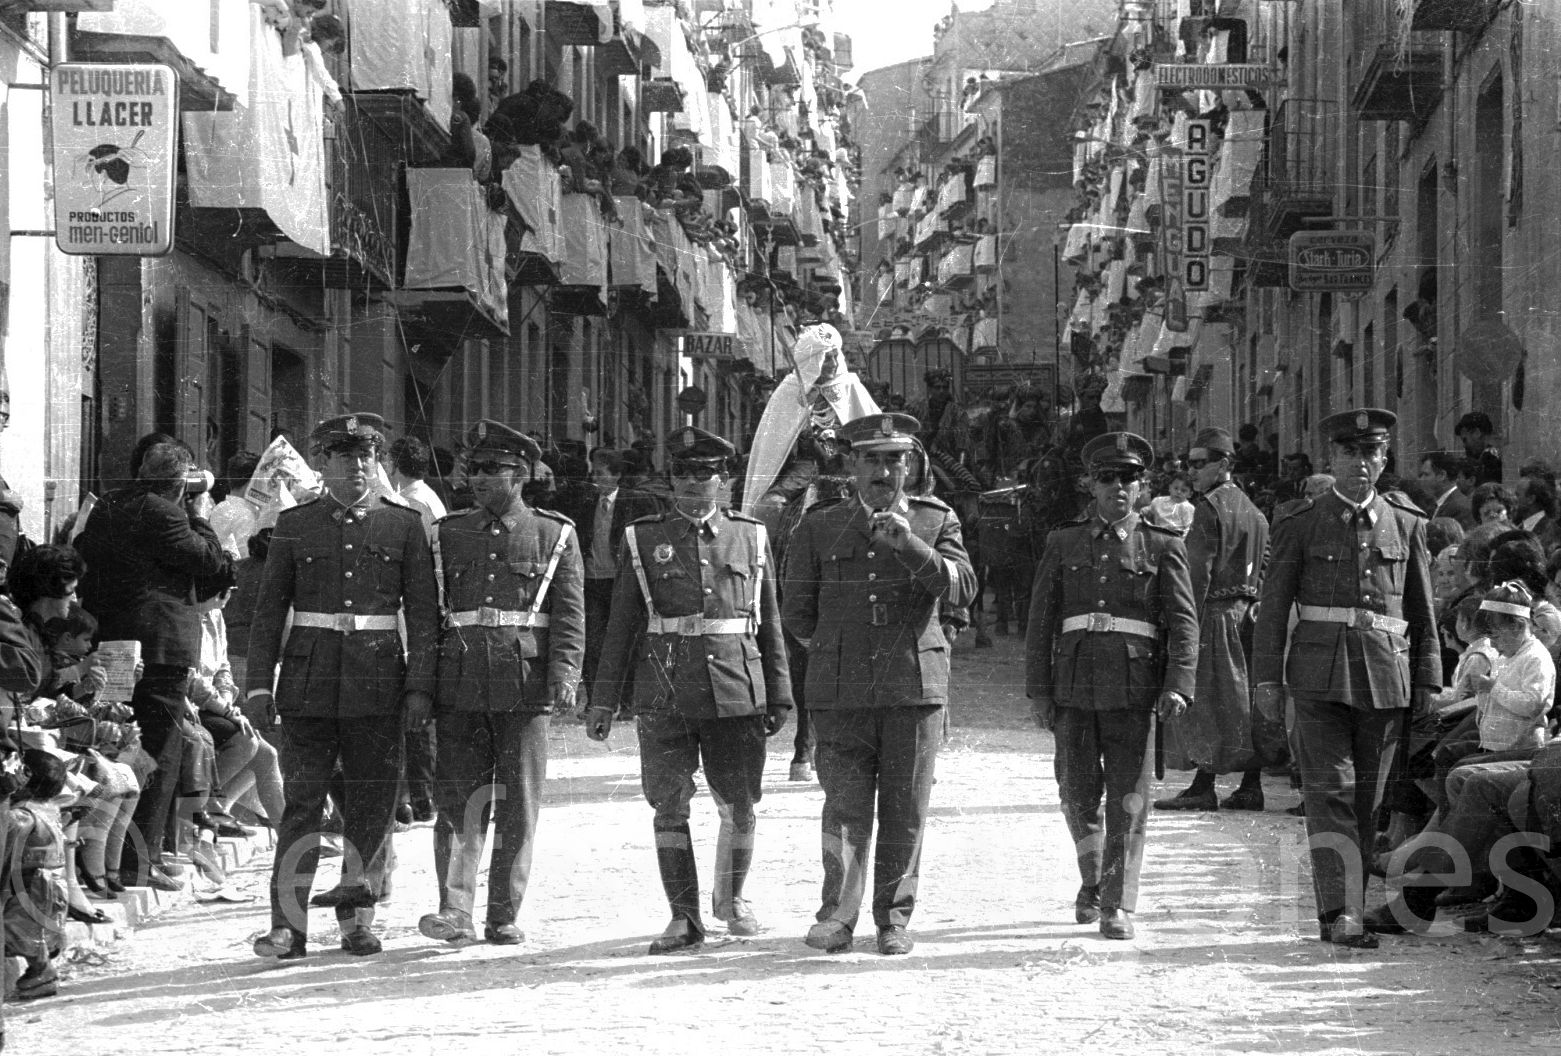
1190, 427, 1235, 458
1082, 431, 1154, 472
1320, 407, 1396, 446
311, 412, 386, 451
465, 418, 540, 464
666, 425, 735, 463
839, 412, 921, 453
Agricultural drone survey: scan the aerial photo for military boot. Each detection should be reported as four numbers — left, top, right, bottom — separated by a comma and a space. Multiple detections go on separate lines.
713, 842, 760, 936
649, 834, 704, 954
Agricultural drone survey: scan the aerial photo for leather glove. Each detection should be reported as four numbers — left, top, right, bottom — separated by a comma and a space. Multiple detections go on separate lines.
585, 706, 615, 742
549, 683, 577, 713
402, 690, 433, 732
762, 705, 788, 736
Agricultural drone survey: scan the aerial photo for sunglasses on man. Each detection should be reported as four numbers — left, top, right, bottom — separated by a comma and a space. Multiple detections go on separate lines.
1092, 470, 1142, 486
671, 461, 723, 481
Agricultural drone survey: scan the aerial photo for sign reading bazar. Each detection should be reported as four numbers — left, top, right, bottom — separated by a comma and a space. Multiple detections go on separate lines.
1288, 230, 1377, 292
680, 332, 738, 360
50, 63, 179, 257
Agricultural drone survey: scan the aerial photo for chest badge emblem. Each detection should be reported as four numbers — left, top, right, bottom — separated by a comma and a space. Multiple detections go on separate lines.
653, 542, 675, 564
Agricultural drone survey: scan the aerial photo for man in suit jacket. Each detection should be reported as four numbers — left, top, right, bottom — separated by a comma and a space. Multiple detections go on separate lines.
77, 439, 232, 888
1254, 408, 1440, 949
566, 448, 659, 703
1516, 476, 1561, 555
1416, 451, 1475, 529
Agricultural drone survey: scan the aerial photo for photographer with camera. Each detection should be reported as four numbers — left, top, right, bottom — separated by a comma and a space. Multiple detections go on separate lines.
76, 434, 231, 890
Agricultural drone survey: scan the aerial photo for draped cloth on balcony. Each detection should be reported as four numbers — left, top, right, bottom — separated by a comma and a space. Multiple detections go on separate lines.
79, 0, 253, 107
502, 145, 564, 262
182, 4, 330, 255
343, 0, 452, 133
403, 169, 508, 329
610, 197, 657, 293
559, 194, 609, 296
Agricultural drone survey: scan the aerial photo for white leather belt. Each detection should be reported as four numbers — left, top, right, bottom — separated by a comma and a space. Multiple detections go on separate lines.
1061, 613, 1158, 638
645, 615, 751, 635
293, 612, 400, 633
1297, 605, 1408, 635
448, 607, 550, 629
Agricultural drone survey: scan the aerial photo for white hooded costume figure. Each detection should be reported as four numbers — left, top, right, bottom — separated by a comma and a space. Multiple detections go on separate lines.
741, 322, 879, 520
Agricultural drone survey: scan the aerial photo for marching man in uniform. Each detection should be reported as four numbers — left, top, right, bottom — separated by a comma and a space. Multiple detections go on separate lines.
782, 412, 977, 956
1026, 432, 1198, 940
586, 426, 792, 954
418, 420, 585, 946
248, 413, 439, 960
1253, 408, 1440, 948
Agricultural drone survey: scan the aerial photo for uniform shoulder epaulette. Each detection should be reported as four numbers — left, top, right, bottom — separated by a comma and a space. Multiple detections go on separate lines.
1272, 496, 1316, 524
909, 494, 952, 512
1139, 519, 1179, 537
805, 495, 847, 513
1383, 490, 1428, 518
435, 506, 479, 524
374, 496, 421, 518
537, 507, 575, 527
724, 508, 762, 525
629, 510, 666, 526
275, 501, 311, 523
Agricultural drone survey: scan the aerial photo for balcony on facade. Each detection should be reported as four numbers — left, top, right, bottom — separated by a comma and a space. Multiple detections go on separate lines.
1250, 98, 1337, 241
1351, 35, 1445, 123
384, 169, 509, 344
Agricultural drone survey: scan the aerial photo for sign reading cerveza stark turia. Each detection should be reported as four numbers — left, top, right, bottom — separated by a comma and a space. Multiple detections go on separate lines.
50, 63, 179, 257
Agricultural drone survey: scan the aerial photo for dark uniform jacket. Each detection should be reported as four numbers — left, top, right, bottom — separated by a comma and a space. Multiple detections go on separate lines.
595, 507, 792, 720
435, 500, 586, 712
1188, 480, 1269, 610
781, 496, 977, 710
1252, 489, 1440, 708
246, 495, 438, 718
77, 487, 231, 669
1026, 511, 1199, 709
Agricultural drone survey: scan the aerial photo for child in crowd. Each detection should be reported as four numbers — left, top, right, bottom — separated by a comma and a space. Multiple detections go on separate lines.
3, 748, 71, 1001
1144, 471, 1195, 535
1470, 581, 1555, 752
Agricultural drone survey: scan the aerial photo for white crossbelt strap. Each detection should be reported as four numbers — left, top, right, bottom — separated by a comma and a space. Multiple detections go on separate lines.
1060, 612, 1158, 639
1296, 604, 1408, 635
528, 522, 573, 621
292, 612, 400, 633
624, 524, 658, 617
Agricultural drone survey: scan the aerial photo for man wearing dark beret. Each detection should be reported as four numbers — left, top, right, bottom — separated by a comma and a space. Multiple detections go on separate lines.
1026, 431, 1199, 940
588, 426, 793, 954
783, 412, 978, 956
1156, 426, 1274, 812
418, 420, 585, 946
1253, 408, 1440, 948
249, 413, 439, 960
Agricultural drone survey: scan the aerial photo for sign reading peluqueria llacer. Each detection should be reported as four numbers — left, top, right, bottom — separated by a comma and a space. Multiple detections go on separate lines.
50, 63, 179, 256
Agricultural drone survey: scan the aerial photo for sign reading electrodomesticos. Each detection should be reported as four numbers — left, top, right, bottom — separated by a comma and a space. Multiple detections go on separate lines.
50, 63, 179, 256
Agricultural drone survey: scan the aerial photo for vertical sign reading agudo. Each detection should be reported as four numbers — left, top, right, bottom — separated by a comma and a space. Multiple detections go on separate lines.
50, 63, 179, 256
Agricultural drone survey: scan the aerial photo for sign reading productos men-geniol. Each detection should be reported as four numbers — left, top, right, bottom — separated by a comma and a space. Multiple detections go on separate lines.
50, 63, 179, 256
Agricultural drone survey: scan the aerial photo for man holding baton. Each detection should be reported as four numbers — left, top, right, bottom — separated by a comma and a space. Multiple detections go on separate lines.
1026, 432, 1198, 940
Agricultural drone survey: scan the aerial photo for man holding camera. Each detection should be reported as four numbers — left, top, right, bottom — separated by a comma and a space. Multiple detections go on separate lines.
782, 412, 977, 956
587, 426, 792, 955
247, 413, 439, 960
77, 438, 231, 889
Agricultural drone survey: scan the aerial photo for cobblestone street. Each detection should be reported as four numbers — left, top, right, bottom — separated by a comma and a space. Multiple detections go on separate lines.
16, 632, 1561, 1055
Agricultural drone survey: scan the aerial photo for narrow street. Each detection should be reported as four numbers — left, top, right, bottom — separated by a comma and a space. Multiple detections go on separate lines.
15, 631, 1561, 1056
